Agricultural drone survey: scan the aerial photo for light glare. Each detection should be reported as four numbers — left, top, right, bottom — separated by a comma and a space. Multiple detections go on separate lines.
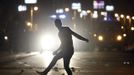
40, 34, 58, 50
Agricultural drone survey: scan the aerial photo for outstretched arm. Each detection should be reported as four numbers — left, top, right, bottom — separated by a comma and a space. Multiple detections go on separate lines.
70, 29, 89, 42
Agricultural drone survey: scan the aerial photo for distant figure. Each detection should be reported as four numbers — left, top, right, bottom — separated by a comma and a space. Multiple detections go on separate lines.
36, 19, 88, 75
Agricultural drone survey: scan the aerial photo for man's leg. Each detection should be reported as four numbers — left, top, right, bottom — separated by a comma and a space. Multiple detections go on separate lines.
43, 54, 62, 74
37, 54, 62, 75
63, 56, 73, 75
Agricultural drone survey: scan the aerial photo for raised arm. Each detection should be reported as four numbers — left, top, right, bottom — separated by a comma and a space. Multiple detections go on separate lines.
70, 29, 89, 42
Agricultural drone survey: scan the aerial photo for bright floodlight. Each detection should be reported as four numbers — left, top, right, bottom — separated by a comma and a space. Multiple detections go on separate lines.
40, 51, 53, 66
40, 34, 57, 50
25, 0, 37, 4
18, 5, 27, 12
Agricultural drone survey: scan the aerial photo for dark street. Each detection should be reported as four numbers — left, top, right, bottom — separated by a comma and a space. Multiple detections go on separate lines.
0, 51, 133, 75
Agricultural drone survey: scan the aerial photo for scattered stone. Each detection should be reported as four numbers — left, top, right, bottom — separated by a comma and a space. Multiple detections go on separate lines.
61, 73, 65, 75
53, 67, 59, 71
71, 67, 75, 72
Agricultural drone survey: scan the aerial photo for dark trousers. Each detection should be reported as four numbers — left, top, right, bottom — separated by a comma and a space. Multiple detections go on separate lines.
43, 51, 73, 75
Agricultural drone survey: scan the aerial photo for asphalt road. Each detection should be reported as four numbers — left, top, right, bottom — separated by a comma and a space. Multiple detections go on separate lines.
0, 51, 134, 75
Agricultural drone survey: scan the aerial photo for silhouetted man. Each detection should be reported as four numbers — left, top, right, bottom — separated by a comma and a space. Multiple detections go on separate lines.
37, 19, 88, 75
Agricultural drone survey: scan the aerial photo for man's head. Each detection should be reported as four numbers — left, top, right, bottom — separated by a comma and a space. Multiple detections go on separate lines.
54, 19, 62, 29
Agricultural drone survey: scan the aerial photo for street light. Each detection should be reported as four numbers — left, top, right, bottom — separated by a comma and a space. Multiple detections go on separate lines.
65, 8, 70, 12
87, 10, 91, 14
56, 9, 64, 14
132, 16, 134, 20
92, 11, 98, 19
59, 14, 66, 19
101, 11, 107, 16
34, 6, 38, 11
29, 6, 38, 30
131, 27, 134, 31
116, 35, 122, 41
77, 9, 82, 12
98, 35, 104, 42
4, 36, 8, 41
126, 15, 130, 19
120, 14, 124, 18
121, 26, 124, 29
26, 22, 32, 27
120, 14, 125, 25
93, 34, 97, 37
123, 34, 127, 37
24, 0, 38, 31
114, 13, 119, 17
80, 10, 88, 18
50, 15, 57, 19
126, 15, 131, 25
71, 2, 81, 29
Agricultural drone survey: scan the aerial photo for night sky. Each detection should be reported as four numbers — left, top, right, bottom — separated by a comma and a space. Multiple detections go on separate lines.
115, 0, 134, 15
0, 0, 134, 14
0, 0, 134, 23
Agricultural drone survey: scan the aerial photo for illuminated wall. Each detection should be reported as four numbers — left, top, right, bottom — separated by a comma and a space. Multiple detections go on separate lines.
93, 0, 105, 9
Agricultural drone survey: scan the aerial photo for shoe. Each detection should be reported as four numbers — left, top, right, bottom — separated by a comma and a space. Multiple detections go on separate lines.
36, 71, 45, 75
